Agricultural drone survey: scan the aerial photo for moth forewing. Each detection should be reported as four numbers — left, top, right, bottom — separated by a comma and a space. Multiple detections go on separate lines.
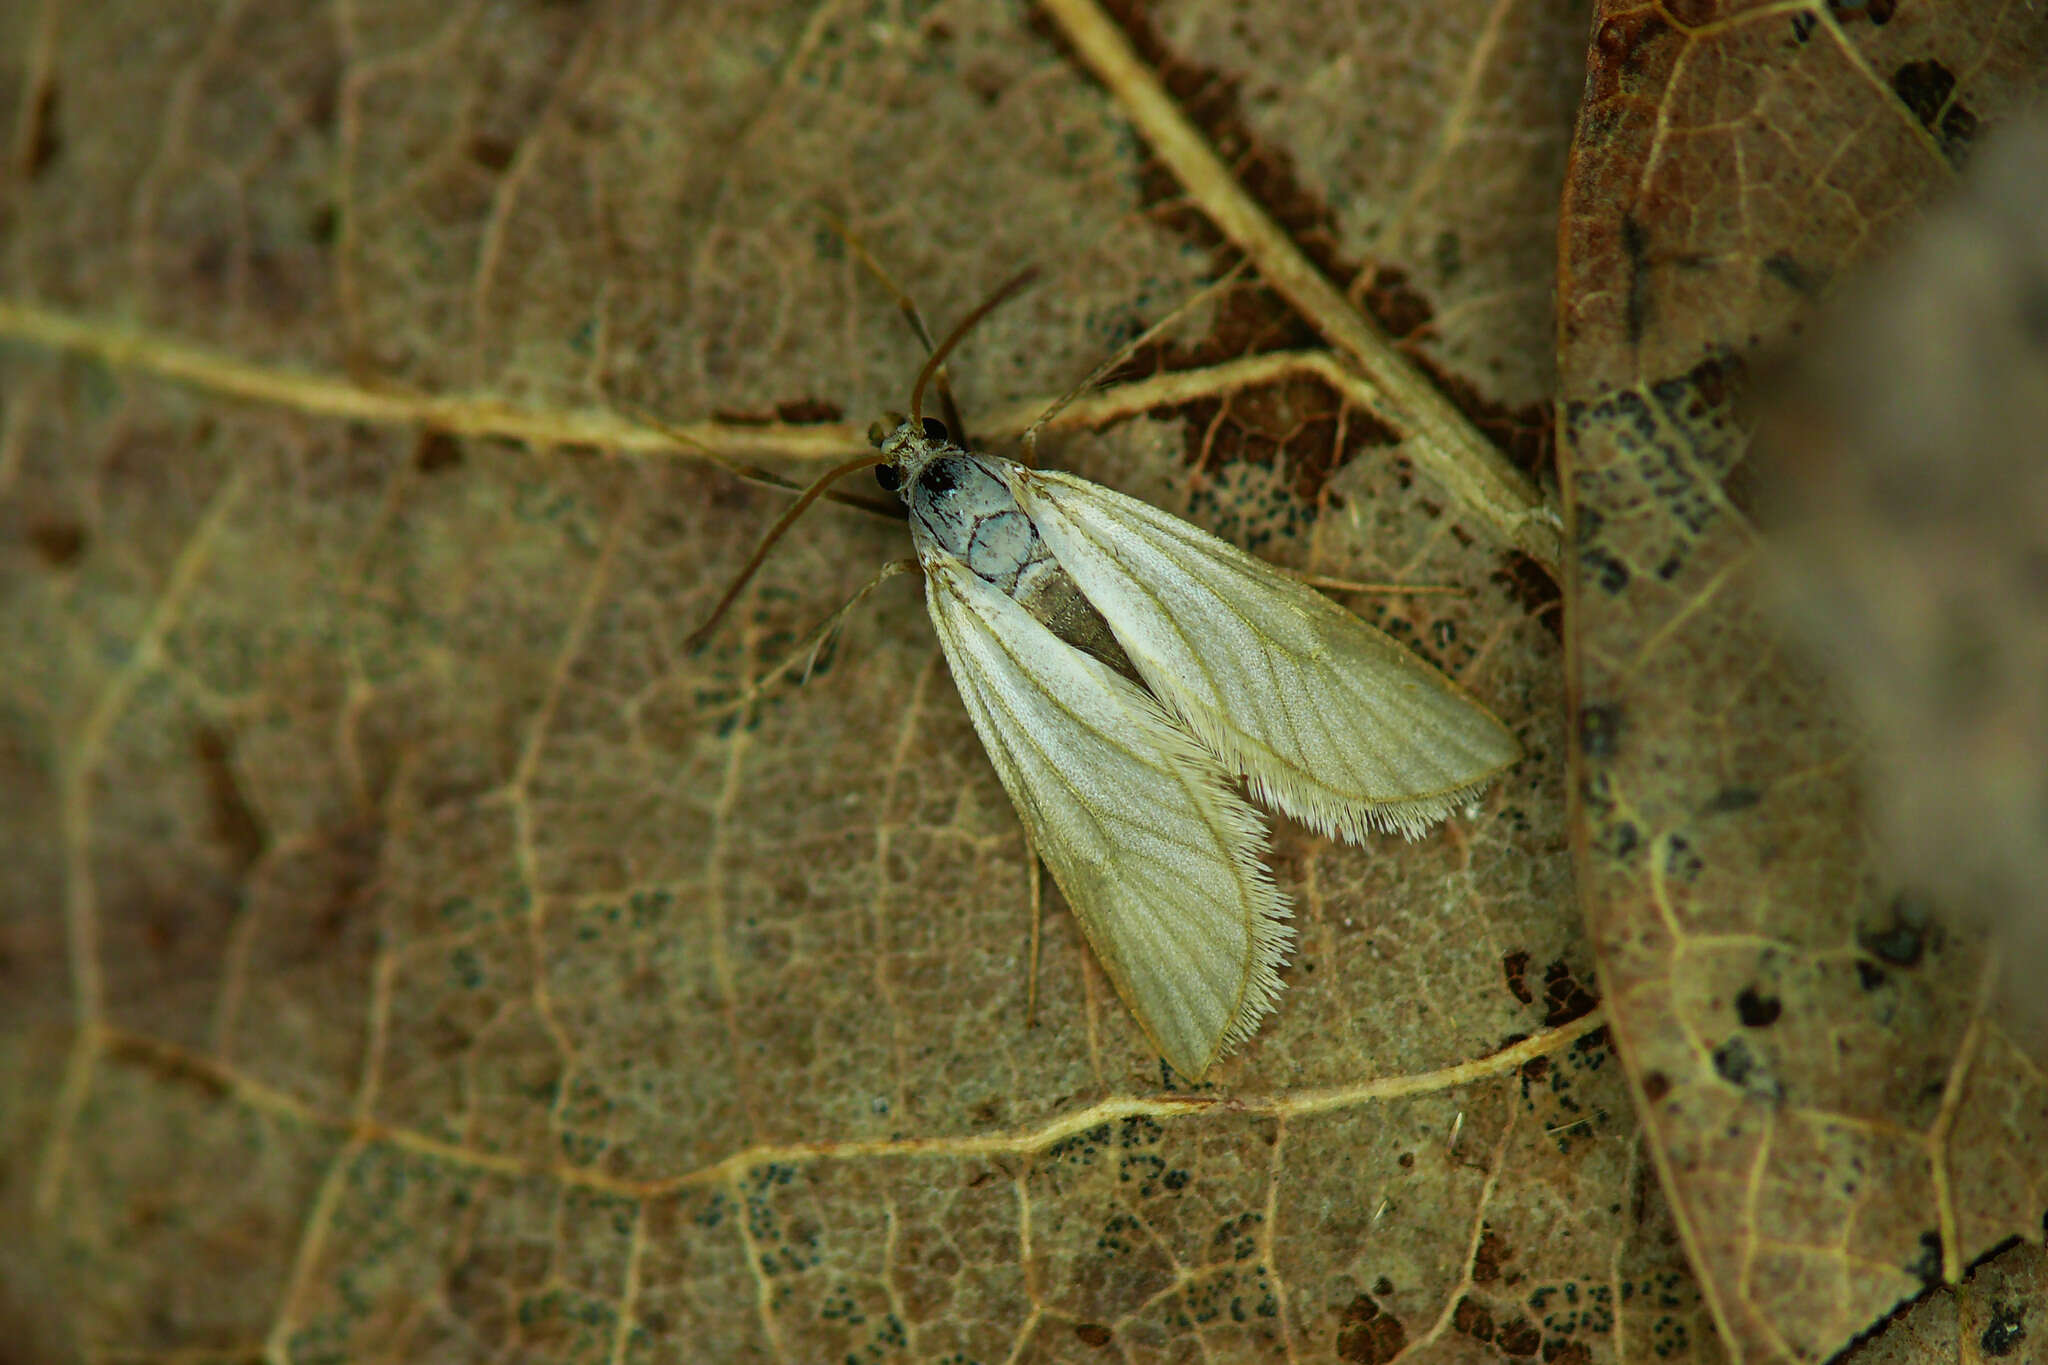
1005, 465, 1522, 842
921, 551, 1291, 1080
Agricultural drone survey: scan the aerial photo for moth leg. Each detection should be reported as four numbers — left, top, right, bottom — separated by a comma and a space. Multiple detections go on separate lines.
696, 558, 923, 717
786, 556, 923, 682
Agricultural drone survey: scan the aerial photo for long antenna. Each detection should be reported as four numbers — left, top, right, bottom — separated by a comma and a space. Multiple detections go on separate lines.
908, 267, 1041, 427
1021, 259, 1249, 464
685, 448, 888, 649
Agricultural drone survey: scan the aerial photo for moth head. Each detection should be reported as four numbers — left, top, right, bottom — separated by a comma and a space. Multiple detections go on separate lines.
867, 412, 951, 493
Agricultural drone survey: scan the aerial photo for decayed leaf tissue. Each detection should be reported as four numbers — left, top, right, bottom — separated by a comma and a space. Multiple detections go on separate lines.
1, 2, 2043, 1362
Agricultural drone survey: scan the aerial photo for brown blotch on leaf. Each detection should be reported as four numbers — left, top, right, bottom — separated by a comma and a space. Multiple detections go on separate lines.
1641, 1070, 1671, 1101
1357, 264, 1435, 340
1496, 1314, 1541, 1356
1472, 1228, 1512, 1283
1890, 60, 1978, 165
467, 134, 517, 173
193, 724, 268, 877
414, 428, 464, 474
1495, 552, 1565, 639
27, 517, 88, 567
307, 202, 339, 245
1335, 1294, 1406, 1365
1540, 959, 1600, 1027
24, 79, 61, 179
1502, 949, 1534, 1004
1452, 1294, 1494, 1341
1072, 1322, 1113, 1347
775, 398, 844, 425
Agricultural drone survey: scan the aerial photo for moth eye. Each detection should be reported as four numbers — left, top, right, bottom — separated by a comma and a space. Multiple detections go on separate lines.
874, 464, 903, 491
921, 416, 949, 442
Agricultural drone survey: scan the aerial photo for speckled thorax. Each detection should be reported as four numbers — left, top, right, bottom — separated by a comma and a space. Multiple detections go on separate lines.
876, 419, 1134, 678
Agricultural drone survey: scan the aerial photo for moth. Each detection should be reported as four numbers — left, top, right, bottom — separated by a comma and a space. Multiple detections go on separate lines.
696, 271, 1520, 1080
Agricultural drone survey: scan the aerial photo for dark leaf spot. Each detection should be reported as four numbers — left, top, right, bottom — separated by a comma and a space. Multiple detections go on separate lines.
28, 517, 88, 567
414, 429, 464, 474
1905, 1230, 1943, 1286
193, 724, 268, 876
1762, 253, 1823, 296
1663, 835, 1702, 883
1579, 704, 1623, 760
1735, 987, 1781, 1028
25, 80, 62, 178
1858, 892, 1934, 967
1711, 1037, 1754, 1086
1980, 1300, 2026, 1357
468, 134, 517, 172
1892, 60, 1956, 130
1583, 547, 1631, 593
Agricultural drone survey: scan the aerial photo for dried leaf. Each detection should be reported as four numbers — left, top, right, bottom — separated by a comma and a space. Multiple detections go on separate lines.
1559, 4, 2048, 1360
0, 1, 1727, 1362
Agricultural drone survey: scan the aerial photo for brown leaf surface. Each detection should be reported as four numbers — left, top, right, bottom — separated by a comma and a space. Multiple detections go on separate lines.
2, 1, 1675, 1362
1559, 3, 2048, 1362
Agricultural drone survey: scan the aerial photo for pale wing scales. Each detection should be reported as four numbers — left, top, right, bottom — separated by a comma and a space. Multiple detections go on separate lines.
1010, 466, 1520, 843
921, 553, 1291, 1079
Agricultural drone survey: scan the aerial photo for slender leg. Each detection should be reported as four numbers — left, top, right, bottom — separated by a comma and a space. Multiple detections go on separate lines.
697, 558, 922, 717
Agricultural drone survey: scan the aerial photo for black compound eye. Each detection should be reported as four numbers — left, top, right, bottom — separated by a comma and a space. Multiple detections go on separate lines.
920, 416, 949, 442
874, 464, 903, 491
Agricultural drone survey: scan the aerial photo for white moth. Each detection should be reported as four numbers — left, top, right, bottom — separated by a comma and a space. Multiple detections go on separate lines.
696, 270, 1520, 1080
871, 414, 1519, 1079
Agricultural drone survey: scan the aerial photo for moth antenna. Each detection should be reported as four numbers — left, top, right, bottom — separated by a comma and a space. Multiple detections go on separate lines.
1020, 259, 1251, 467
819, 209, 941, 353
909, 266, 1041, 428
687, 448, 890, 650
820, 209, 969, 439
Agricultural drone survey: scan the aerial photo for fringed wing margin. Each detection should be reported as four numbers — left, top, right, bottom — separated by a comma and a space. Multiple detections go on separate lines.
1012, 466, 1521, 843
922, 552, 1293, 1079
